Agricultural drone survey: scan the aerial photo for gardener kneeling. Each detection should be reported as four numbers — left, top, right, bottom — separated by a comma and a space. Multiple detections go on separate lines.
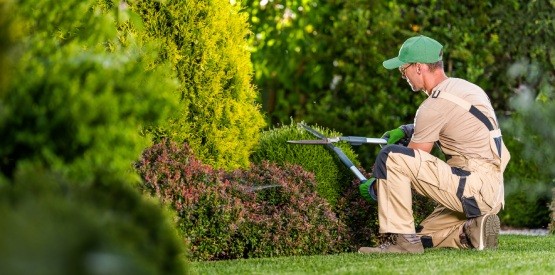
358, 35, 510, 253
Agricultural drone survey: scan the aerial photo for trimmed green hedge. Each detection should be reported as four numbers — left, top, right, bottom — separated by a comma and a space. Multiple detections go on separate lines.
250, 122, 360, 207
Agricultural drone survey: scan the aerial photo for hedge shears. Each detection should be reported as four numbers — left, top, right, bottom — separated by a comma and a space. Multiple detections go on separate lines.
287, 123, 385, 182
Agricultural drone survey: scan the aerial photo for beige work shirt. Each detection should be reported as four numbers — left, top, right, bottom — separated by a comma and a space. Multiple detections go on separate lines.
411, 78, 501, 169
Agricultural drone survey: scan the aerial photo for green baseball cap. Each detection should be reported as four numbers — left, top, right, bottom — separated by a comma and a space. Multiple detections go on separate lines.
382, 35, 443, 70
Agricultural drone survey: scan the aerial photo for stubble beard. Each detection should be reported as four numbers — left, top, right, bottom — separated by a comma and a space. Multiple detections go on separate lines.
406, 78, 418, 92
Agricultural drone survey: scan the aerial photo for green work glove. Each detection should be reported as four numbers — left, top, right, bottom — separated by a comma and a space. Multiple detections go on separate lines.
359, 178, 377, 202
381, 124, 414, 146
381, 128, 405, 145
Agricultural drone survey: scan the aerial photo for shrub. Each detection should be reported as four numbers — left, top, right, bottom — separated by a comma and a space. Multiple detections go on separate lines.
501, 191, 551, 229
0, 0, 179, 185
135, 140, 350, 260
0, 2, 187, 272
550, 188, 555, 234
0, 0, 20, 96
0, 168, 188, 275
250, 122, 360, 207
119, 0, 266, 170
335, 176, 379, 249
227, 161, 350, 257
135, 140, 238, 260
500, 130, 551, 228
502, 88, 554, 229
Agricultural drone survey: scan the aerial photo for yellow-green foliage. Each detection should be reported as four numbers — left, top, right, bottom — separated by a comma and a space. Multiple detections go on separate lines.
0, 0, 20, 95
0, 0, 179, 185
123, 0, 266, 170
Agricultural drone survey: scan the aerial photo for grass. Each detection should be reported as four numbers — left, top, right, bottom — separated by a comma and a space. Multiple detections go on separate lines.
190, 234, 555, 274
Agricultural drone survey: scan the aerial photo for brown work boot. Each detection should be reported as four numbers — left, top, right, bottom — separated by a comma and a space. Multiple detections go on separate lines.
463, 213, 500, 250
358, 234, 424, 254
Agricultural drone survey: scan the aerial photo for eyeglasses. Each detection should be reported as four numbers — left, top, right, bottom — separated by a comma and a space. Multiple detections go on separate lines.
399, 63, 414, 78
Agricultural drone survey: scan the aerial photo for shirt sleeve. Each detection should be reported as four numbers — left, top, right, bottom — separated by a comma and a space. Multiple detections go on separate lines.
411, 105, 445, 143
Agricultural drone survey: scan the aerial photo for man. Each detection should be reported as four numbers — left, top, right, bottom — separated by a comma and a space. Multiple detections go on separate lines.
358, 35, 510, 253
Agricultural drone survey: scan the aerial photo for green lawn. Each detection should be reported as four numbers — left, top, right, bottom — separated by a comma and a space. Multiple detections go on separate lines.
191, 234, 555, 274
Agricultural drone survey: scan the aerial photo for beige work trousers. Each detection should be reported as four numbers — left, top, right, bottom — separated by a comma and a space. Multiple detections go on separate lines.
374, 145, 503, 249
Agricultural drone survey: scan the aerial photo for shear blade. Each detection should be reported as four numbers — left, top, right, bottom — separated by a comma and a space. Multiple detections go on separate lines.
299, 123, 326, 139
287, 140, 330, 144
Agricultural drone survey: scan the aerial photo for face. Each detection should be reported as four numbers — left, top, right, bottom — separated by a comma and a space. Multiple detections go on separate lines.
399, 63, 417, 92
399, 63, 421, 92
399, 63, 414, 79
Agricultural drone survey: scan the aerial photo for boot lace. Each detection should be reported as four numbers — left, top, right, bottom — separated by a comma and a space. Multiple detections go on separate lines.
377, 233, 396, 249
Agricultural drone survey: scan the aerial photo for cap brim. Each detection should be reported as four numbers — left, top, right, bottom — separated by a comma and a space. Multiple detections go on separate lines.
382, 57, 406, 70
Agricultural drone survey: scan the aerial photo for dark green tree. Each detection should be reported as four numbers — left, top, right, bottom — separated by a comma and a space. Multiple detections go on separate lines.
244, 0, 554, 227
244, 0, 411, 166
502, 89, 554, 228
491, 0, 554, 228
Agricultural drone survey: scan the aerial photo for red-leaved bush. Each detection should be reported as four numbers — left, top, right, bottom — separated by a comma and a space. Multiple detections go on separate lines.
135, 140, 350, 260
335, 177, 380, 249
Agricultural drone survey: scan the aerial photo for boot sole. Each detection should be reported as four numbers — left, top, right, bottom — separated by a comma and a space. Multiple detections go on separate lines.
479, 214, 500, 250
